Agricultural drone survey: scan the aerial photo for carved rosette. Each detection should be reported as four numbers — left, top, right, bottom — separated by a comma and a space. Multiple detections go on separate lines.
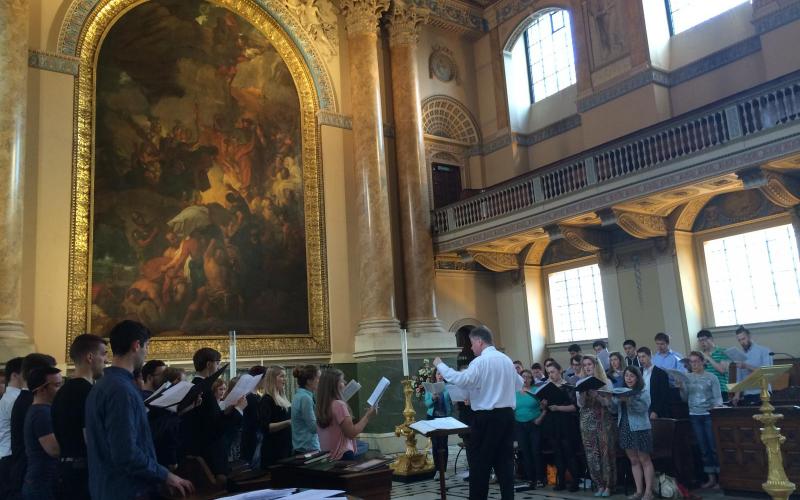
340, 0, 389, 36
387, 1, 429, 47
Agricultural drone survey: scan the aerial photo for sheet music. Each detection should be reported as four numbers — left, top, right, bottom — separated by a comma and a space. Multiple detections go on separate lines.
445, 384, 468, 402
215, 488, 297, 500
143, 381, 171, 404
725, 346, 748, 363
220, 373, 263, 409
422, 382, 445, 395
281, 489, 345, 499
666, 369, 690, 386
341, 380, 361, 402
367, 377, 390, 407
148, 381, 195, 411
410, 417, 468, 435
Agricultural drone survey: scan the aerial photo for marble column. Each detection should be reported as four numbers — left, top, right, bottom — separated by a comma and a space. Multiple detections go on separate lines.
386, 2, 444, 338
0, 0, 34, 358
341, 0, 403, 350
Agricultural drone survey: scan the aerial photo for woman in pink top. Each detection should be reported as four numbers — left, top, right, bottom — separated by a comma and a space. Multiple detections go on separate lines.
315, 369, 376, 460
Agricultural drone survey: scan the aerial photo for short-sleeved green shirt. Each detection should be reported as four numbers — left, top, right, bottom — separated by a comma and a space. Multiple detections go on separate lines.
705, 346, 729, 391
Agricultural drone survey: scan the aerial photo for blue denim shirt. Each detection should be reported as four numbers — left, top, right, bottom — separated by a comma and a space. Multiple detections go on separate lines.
424, 389, 453, 418
613, 391, 652, 432
291, 388, 320, 452
86, 366, 168, 500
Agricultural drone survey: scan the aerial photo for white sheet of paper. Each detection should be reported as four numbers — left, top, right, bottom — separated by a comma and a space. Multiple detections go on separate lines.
148, 381, 195, 411
144, 381, 171, 404
725, 346, 748, 363
367, 377, 390, 407
666, 369, 690, 385
341, 379, 361, 402
445, 383, 468, 402
214, 488, 297, 500
280, 489, 345, 500
410, 417, 467, 435
220, 373, 263, 410
422, 382, 445, 395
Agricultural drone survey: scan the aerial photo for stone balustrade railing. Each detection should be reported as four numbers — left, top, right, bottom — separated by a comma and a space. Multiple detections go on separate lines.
432, 72, 800, 236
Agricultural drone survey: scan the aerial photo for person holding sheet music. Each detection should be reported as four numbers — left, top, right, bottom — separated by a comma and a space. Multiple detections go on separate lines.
577, 355, 616, 497
316, 369, 376, 460
539, 360, 580, 492
636, 347, 671, 419
675, 351, 723, 489
424, 369, 452, 477
291, 364, 321, 454
515, 369, 545, 489
696, 330, 730, 402
85, 320, 194, 499
612, 366, 654, 500
731, 326, 773, 406
433, 326, 522, 500
607, 352, 626, 389
259, 366, 293, 467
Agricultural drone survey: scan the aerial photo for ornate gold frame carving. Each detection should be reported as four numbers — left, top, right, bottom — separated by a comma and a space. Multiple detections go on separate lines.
67, 0, 329, 360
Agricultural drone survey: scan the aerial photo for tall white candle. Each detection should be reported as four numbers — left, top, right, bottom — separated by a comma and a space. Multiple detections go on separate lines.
229, 330, 237, 379
401, 328, 409, 377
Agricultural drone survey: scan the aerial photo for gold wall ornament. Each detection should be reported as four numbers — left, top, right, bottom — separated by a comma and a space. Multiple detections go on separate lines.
282, 0, 340, 57
68, 0, 330, 360
387, 0, 429, 47
340, 0, 389, 36
613, 210, 668, 239
470, 251, 518, 272
390, 379, 435, 476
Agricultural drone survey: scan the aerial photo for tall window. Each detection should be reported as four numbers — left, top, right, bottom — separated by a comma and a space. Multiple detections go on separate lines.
703, 224, 800, 326
666, 0, 749, 35
548, 263, 607, 343
523, 8, 576, 103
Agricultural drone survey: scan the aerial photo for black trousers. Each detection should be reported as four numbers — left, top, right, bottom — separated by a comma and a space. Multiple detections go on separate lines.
57, 461, 89, 500
470, 407, 515, 499
515, 420, 543, 483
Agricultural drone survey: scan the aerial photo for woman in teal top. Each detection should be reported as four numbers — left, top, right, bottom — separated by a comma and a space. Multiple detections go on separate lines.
291, 364, 321, 453
515, 369, 546, 488
424, 369, 452, 475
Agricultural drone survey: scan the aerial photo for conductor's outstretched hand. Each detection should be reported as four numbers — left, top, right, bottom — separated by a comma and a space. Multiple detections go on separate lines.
433, 357, 443, 366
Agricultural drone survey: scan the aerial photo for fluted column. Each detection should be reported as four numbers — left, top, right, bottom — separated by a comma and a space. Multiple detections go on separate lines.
0, 0, 33, 357
341, 0, 403, 350
387, 2, 444, 338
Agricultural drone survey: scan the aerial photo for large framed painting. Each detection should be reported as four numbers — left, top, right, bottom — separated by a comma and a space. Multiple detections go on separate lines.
67, 0, 329, 359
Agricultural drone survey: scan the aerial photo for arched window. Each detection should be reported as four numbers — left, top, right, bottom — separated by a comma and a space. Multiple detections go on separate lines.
522, 8, 576, 103
666, 0, 749, 35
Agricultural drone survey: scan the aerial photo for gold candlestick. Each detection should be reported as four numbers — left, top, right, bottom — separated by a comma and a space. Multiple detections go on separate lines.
390, 379, 434, 476
753, 376, 796, 500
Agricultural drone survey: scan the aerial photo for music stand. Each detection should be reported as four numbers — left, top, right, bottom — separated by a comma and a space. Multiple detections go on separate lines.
727, 365, 796, 500
410, 426, 470, 500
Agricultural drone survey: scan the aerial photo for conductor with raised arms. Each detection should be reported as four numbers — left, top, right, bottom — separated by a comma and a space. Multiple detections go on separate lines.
434, 326, 522, 499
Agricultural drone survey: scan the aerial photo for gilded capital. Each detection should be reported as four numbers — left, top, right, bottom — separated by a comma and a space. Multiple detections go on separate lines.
387, 0, 429, 47
340, 0, 390, 36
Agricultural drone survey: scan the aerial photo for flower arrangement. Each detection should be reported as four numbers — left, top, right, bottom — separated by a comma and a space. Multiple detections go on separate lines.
411, 358, 436, 399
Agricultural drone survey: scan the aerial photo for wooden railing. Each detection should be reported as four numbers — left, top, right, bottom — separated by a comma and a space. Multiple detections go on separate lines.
432, 73, 800, 236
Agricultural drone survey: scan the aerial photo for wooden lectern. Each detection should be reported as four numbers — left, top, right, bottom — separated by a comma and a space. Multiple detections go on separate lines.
728, 365, 797, 500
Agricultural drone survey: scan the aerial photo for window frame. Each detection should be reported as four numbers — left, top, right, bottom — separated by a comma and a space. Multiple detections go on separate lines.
521, 8, 577, 104
543, 256, 609, 345
694, 213, 800, 328
664, 0, 750, 36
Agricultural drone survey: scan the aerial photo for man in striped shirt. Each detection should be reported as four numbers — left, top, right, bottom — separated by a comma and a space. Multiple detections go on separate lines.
697, 330, 730, 401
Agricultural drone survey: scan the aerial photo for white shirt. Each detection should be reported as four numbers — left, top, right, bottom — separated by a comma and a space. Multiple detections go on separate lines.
435, 346, 523, 411
643, 365, 653, 391
0, 386, 22, 458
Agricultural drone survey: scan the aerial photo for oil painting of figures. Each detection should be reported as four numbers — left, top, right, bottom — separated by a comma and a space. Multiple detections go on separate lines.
90, 0, 308, 336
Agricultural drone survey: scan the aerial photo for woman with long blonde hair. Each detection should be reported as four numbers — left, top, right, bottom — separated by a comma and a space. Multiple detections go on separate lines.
316, 369, 375, 460
258, 366, 293, 467
577, 354, 617, 497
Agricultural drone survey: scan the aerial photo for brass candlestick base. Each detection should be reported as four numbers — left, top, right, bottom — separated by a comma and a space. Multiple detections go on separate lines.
390, 379, 434, 477
753, 377, 796, 500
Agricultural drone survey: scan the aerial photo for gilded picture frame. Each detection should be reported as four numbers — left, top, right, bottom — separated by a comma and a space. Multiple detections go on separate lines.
67, 0, 330, 360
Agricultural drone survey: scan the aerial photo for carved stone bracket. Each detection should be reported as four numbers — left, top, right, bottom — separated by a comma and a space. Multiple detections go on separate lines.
547, 225, 609, 253
599, 208, 667, 239
738, 167, 800, 208
469, 251, 518, 272
340, 0, 390, 36
670, 195, 714, 232
387, 0, 429, 47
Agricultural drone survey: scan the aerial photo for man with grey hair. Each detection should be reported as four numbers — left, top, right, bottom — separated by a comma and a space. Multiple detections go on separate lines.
434, 326, 522, 499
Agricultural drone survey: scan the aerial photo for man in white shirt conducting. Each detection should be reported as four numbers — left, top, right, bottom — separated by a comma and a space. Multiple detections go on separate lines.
434, 326, 522, 499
